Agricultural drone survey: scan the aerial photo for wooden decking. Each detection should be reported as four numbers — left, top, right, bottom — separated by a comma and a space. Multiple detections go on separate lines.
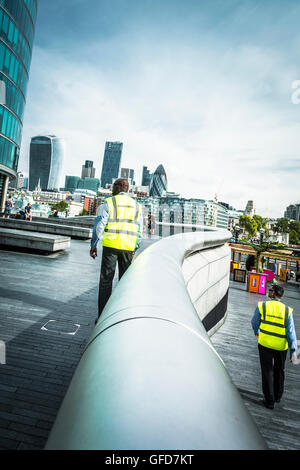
0, 237, 299, 450
211, 280, 300, 450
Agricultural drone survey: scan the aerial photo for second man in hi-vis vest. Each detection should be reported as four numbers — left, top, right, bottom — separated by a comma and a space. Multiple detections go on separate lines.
251, 284, 298, 410
90, 179, 143, 323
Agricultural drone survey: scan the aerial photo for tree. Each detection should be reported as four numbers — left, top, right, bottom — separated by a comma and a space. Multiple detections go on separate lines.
289, 229, 300, 244
271, 218, 300, 245
51, 200, 69, 213
239, 215, 258, 238
79, 208, 88, 216
243, 240, 287, 273
253, 214, 269, 236
289, 220, 300, 234
272, 218, 290, 234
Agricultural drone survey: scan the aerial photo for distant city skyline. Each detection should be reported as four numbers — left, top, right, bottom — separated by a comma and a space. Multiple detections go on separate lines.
18, 0, 300, 218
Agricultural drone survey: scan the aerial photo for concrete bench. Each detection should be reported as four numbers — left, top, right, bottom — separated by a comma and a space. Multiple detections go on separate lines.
0, 218, 92, 239
0, 228, 70, 253
32, 216, 96, 229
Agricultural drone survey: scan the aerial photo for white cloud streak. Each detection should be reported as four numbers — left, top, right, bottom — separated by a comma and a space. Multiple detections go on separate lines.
20, 2, 300, 218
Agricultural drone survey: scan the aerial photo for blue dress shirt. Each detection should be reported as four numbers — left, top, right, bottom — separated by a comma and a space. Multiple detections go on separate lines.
91, 193, 143, 251
251, 299, 298, 354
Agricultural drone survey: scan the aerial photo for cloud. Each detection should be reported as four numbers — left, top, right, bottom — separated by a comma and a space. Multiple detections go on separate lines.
19, 0, 300, 218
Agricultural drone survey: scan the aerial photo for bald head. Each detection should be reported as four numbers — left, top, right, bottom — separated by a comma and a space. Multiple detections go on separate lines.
112, 178, 129, 195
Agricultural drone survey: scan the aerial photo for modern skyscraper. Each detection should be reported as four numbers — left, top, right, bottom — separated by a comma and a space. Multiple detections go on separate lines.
81, 160, 95, 179
100, 141, 122, 188
0, 0, 38, 212
77, 177, 100, 194
142, 166, 152, 186
284, 203, 300, 222
120, 167, 134, 185
149, 164, 167, 197
245, 200, 256, 217
64, 175, 81, 194
8, 170, 24, 189
29, 135, 64, 191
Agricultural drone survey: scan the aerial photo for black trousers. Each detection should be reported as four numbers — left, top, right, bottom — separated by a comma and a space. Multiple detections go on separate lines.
98, 246, 133, 318
258, 343, 287, 405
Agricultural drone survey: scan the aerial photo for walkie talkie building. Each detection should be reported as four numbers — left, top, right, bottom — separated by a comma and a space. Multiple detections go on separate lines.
0, 0, 38, 212
29, 135, 65, 191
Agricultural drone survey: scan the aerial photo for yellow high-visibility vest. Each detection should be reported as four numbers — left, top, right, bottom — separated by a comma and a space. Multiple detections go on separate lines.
258, 300, 292, 351
102, 194, 141, 252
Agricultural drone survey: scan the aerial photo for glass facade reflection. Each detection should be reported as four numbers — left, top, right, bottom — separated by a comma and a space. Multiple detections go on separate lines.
149, 164, 167, 197
100, 141, 123, 188
138, 196, 229, 230
0, 0, 38, 211
29, 135, 64, 191
64, 175, 81, 194
141, 165, 152, 186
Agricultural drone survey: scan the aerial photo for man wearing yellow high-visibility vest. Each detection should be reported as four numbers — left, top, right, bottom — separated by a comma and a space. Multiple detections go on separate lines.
251, 284, 298, 409
90, 179, 143, 322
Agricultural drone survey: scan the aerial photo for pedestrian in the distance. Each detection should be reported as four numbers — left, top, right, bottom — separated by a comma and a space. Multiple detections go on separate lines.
3, 195, 13, 218
25, 203, 32, 221
90, 179, 143, 323
251, 284, 298, 409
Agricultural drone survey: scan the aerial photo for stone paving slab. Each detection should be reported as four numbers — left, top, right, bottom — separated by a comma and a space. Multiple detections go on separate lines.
0, 237, 155, 450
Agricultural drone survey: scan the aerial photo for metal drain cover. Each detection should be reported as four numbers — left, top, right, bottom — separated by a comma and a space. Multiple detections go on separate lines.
41, 320, 80, 335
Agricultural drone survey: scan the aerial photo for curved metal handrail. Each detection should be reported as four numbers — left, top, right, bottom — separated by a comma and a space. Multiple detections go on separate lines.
45, 228, 267, 450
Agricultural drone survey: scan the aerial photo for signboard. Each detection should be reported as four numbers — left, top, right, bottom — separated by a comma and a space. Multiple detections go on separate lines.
233, 269, 246, 283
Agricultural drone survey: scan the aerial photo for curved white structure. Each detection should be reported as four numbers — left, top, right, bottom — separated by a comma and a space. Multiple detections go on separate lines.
45, 228, 267, 450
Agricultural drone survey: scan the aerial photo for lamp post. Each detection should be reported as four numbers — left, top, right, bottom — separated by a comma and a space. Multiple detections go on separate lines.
235, 225, 240, 244
260, 227, 265, 245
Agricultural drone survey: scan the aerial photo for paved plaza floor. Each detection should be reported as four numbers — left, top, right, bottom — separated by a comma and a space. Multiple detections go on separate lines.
0, 238, 299, 450
0, 237, 155, 450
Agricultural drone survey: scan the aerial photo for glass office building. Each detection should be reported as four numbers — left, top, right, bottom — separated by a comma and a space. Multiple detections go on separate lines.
29, 135, 64, 191
138, 196, 229, 230
77, 177, 100, 194
64, 175, 81, 194
141, 165, 152, 186
100, 141, 123, 188
149, 164, 167, 197
81, 160, 95, 179
0, 0, 38, 212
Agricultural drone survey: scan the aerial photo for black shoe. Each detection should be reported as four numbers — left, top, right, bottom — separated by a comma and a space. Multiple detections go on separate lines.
262, 399, 274, 410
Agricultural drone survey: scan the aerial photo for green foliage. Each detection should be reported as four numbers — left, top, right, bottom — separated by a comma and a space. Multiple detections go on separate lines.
79, 208, 89, 216
253, 214, 266, 231
239, 215, 258, 237
272, 218, 300, 244
289, 229, 300, 244
51, 200, 69, 212
242, 240, 288, 273
272, 217, 290, 233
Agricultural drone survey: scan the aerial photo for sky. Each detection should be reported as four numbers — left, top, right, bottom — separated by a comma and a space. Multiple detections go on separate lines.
19, 0, 300, 218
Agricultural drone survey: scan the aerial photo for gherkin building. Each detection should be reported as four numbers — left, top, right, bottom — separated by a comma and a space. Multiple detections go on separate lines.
149, 164, 167, 197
